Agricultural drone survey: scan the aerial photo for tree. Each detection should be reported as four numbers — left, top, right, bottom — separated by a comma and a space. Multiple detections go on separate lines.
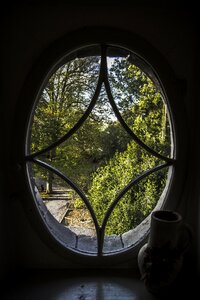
30, 50, 171, 236
31, 55, 132, 193
88, 57, 171, 235
31, 55, 102, 192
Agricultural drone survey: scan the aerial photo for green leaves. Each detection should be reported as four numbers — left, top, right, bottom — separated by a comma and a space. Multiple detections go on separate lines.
30, 47, 172, 236
88, 140, 168, 235
88, 55, 171, 235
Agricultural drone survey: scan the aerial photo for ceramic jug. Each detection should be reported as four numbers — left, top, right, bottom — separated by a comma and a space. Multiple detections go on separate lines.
138, 210, 192, 294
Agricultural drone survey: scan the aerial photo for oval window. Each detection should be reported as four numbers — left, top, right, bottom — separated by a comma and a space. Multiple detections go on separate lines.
25, 43, 175, 257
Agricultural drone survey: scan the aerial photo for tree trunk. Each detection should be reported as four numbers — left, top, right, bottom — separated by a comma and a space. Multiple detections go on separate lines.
46, 148, 56, 193
46, 171, 53, 193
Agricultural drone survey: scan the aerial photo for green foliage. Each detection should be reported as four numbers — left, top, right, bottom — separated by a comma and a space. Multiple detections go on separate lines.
74, 198, 86, 209
109, 58, 171, 156
88, 58, 170, 235
88, 140, 168, 234
30, 50, 171, 235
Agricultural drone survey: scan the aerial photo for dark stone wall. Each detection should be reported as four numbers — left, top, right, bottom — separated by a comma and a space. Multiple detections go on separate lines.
0, 1, 198, 278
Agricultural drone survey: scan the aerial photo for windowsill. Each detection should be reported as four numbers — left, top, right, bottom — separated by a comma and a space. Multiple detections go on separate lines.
2, 268, 198, 299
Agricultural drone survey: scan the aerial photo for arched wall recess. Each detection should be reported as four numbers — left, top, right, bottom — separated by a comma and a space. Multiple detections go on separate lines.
12, 28, 188, 267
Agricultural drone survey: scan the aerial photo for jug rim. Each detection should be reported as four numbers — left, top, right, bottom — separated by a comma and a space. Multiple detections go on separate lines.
152, 210, 182, 223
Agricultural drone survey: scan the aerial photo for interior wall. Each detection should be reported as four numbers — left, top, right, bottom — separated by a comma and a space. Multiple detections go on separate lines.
0, 1, 198, 275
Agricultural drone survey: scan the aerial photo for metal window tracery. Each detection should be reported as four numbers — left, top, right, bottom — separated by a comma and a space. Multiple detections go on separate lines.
25, 44, 175, 256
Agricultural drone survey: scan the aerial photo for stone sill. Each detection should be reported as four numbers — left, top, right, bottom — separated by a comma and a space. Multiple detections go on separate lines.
2, 268, 198, 300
